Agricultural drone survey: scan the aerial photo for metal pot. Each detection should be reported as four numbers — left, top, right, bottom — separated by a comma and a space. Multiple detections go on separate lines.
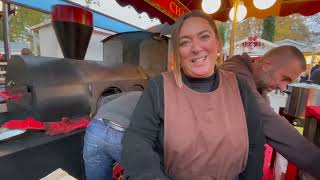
284, 83, 320, 119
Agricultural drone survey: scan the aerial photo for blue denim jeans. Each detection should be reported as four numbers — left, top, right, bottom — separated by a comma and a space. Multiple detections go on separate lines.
83, 118, 123, 180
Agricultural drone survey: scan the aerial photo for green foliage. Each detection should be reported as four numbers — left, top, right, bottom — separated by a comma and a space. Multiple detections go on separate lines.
218, 23, 226, 46
261, 16, 275, 42
236, 18, 263, 41
234, 15, 310, 43
0, 6, 49, 43
274, 15, 311, 42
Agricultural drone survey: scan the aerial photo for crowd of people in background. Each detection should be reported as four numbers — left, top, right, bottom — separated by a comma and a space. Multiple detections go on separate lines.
298, 61, 320, 85
310, 61, 320, 84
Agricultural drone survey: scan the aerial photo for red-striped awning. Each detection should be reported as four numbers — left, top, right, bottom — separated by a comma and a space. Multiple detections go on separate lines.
115, 0, 320, 24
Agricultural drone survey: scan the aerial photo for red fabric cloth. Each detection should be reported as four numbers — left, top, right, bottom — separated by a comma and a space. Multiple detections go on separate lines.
285, 163, 298, 180
112, 163, 124, 180
1, 117, 45, 130
305, 106, 320, 121
1, 117, 90, 136
0, 91, 23, 100
45, 117, 90, 136
262, 144, 274, 180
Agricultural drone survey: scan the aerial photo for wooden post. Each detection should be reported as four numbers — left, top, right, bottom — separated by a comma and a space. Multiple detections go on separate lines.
2, 0, 11, 62
229, 0, 240, 57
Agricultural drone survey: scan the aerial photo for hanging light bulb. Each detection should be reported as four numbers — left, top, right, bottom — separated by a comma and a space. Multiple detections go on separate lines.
201, 0, 221, 14
229, 2, 247, 22
0, 2, 17, 16
253, 0, 277, 10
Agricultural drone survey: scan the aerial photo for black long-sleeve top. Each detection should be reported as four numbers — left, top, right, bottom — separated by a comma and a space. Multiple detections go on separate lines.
122, 69, 265, 180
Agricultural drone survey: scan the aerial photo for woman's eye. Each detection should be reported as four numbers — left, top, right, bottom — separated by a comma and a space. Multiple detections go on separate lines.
200, 34, 210, 40
179, 41, 189, 47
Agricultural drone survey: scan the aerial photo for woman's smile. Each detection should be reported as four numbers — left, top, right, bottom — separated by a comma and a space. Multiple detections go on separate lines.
191, 55, 207, 64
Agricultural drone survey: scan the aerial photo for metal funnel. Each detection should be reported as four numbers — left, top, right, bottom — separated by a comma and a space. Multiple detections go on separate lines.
51, 5, 93, 60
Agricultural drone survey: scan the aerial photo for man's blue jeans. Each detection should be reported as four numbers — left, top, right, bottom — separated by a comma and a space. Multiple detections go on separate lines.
83, 118, 123, 180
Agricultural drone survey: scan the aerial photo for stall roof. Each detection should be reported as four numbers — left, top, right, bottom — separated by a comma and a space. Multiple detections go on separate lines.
114, 0, 320, 24
275, 39, 307, 51
10, 0, 141, 33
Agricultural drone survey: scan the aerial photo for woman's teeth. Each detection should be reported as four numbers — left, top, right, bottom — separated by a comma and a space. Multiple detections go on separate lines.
192, 56, 206, 63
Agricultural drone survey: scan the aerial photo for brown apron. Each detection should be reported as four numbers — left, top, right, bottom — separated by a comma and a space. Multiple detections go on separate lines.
163, 70, 249, 180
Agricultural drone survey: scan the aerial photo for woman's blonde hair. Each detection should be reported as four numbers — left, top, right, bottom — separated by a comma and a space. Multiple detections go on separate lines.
171, 10, 223, 87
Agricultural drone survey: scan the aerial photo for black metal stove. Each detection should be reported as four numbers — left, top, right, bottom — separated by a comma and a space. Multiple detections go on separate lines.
0, 4, 168, 180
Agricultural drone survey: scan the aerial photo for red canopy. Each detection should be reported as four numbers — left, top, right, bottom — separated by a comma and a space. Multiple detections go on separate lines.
115, 0, 320, 24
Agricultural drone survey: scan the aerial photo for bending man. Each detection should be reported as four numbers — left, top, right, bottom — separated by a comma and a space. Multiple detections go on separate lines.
221, 46, 320, 178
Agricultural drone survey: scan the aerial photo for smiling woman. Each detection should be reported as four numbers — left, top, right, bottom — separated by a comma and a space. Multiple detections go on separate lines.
170, 10, 223, 86
174, 16, 220, 80
121, 10, 265, 180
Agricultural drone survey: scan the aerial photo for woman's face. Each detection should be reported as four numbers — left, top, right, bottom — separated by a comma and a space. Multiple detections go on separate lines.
178, 17, 220, 78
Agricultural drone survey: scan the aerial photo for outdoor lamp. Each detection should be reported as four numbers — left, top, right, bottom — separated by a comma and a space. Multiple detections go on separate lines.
201, 0, 221, 14
253, 0, 277, 10
229, 2, 247, 22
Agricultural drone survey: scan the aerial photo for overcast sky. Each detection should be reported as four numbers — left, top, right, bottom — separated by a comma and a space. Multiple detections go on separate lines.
70, 0, 161, 29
